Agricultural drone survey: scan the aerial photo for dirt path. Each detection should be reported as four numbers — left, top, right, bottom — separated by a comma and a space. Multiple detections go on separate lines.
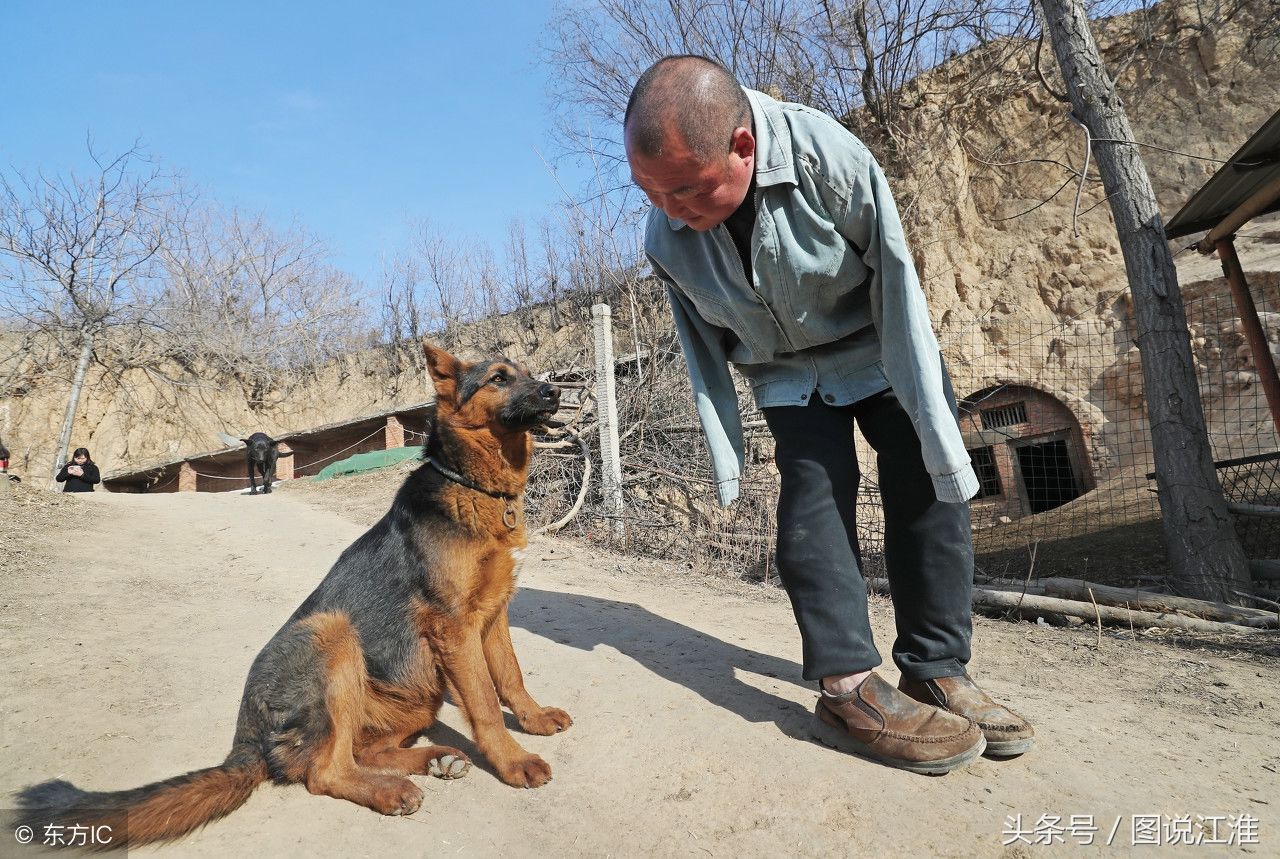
2, 486, 1277, 857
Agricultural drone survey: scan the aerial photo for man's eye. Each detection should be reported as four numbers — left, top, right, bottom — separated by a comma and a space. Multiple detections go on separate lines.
676, 187, 713, 200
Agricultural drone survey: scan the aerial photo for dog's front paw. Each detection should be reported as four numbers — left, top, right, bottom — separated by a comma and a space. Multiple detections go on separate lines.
496, 753, 553, 789
519, 706, 573, 736
371, 775, 424, 815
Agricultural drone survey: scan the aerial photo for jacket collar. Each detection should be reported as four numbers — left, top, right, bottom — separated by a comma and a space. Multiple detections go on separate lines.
664, 87, 797, 232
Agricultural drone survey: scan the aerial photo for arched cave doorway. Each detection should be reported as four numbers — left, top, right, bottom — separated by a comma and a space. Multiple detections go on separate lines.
959, 384, 1095, 521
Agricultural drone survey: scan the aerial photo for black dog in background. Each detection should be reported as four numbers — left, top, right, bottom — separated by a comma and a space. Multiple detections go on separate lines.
242, 433, 279, 495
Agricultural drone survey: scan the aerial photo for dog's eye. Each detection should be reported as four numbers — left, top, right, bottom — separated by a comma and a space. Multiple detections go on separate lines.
489, 372, 507, 385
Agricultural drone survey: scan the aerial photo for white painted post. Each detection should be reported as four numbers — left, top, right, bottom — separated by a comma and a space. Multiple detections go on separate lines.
592, 303, 624, 537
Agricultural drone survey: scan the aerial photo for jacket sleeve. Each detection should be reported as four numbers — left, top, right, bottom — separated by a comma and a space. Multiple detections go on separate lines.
837, 156, 979, 503
83, 463, 101, 486
651, 259, 745, 507
55, 466, 69, 483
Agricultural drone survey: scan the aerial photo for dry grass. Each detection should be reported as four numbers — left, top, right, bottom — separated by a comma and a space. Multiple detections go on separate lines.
0, 481, 98, 582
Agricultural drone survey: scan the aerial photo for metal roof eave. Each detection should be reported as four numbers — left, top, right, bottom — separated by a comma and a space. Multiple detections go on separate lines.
1165, 108, 1280, 240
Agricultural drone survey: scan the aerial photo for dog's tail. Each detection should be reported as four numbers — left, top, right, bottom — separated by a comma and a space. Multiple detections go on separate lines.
15, 751, 268, 851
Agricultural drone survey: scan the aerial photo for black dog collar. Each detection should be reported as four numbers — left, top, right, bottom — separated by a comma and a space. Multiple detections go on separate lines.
423, 456, 519, 529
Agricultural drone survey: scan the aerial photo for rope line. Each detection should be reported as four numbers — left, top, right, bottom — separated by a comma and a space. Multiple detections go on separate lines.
154, 426, 392, 483
286, 426, 388, 471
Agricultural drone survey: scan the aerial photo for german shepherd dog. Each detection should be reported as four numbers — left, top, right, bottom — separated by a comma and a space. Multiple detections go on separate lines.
242, 432, 279, 494
17, 342, 569, 849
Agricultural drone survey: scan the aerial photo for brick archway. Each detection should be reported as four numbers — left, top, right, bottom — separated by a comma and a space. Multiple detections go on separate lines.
960, 383, 1096, 522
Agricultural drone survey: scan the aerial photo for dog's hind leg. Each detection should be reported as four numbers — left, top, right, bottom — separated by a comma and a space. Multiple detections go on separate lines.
483, 612, 572, 736
355, 731, 471, 780
298, 613, 425, 815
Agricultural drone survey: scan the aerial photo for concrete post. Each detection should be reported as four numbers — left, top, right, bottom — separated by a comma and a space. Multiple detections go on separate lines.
385, 416, 405, 449
592, 304, 624, 537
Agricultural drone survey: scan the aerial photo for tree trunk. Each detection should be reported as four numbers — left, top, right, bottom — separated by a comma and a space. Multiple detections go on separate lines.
52, 333, 95, 486
1037, 0, 1250, 603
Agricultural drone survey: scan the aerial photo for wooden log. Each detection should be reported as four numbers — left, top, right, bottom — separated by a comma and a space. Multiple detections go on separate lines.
973, 590, 1272, 633
1234, 589, 1280, 612
1227, 502, 1280, 519
960, 577, 1274, 625
1036, 577, 1276, 624
865, 579, 1273, 634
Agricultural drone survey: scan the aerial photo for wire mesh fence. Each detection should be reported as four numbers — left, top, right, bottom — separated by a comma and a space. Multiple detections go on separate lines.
939, 311, 1163, 584
1186, 281, 1280, 574
525, 275, 1280, 589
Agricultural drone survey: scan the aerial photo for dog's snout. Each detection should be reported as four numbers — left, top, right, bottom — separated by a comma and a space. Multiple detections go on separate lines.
538, 384, 559, 403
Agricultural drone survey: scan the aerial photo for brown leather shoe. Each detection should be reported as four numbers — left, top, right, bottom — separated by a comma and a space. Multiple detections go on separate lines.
810, 672, 985, 774
898, 673, 1035, 758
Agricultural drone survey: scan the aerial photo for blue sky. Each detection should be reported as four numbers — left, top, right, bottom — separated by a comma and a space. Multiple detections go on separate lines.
1, 0, 594, 289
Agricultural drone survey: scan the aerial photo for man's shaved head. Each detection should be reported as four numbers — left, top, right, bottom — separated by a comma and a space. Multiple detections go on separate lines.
624, 55, 752, 164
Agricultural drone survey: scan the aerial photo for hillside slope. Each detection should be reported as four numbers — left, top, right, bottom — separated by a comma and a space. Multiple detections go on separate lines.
4, 0, 1278, 480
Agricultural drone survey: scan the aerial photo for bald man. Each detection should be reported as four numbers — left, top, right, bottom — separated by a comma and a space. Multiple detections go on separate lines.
625, 55, 1034, 774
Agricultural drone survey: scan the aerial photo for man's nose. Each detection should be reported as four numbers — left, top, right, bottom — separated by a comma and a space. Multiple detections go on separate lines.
645, 190, 681, 217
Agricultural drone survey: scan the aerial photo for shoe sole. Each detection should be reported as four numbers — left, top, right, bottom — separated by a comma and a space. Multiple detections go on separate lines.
810, 712, 987, 775
982, 736, 1035, 758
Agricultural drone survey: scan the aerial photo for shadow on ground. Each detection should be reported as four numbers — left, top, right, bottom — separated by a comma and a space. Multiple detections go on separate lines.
509, 587, 813, 734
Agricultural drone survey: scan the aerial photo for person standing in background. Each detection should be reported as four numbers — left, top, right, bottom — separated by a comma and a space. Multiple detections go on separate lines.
56, 447, 100, 493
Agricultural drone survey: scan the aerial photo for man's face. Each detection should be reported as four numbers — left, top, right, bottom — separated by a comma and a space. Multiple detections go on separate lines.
626, 125, 755, 231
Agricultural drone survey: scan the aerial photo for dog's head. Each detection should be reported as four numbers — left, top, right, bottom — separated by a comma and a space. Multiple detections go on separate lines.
242, 432, 279, 460
424, 342, 560, 433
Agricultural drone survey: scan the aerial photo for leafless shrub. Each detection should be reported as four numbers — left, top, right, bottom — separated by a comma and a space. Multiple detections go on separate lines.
157, 209, 363, 409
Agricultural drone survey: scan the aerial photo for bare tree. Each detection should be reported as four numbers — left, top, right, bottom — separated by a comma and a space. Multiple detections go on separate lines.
0, 145, 176, 482
505, 219, 537, 308
159, 210, 361, 409
537, 216, 569, 330
545, 1, 1059, 167
1037, 0, 1250, 603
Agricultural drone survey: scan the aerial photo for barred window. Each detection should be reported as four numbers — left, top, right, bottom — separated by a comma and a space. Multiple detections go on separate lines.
969, 446, 1002, 498
980, 402, 1027, 430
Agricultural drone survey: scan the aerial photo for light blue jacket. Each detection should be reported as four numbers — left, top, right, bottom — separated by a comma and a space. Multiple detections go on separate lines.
644, 88, 979, 507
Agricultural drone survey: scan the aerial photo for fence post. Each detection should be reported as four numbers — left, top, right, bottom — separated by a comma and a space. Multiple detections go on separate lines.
592, 303, 625, 537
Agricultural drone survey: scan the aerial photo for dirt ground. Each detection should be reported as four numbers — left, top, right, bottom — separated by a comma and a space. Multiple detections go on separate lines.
1, 474, 1277, 858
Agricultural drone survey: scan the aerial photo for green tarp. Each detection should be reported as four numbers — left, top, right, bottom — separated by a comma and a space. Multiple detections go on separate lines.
313, 445, 424, 481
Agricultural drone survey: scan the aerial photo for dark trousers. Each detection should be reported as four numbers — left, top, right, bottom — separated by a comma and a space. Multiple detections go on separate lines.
762, 388, 974, 682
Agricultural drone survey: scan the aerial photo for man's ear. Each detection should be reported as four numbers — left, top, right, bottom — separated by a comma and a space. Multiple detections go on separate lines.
423, 340, 463, 406
730, 125, 756, 162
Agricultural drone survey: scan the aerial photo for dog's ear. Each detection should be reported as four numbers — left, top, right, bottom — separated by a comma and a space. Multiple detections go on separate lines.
423, 341, 464, 406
